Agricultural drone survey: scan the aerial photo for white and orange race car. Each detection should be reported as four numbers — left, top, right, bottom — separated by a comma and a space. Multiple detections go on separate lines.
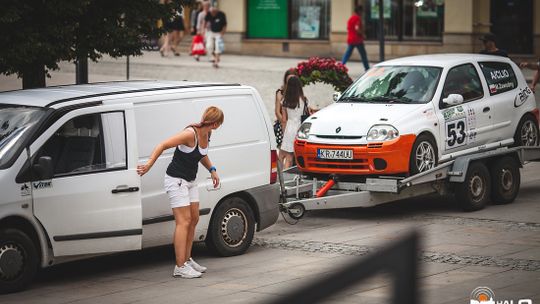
294, 54, 539, 176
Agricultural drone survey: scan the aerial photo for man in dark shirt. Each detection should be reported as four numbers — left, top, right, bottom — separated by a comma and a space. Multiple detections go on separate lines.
479, 33, 508, 57
204, 7, 227, 68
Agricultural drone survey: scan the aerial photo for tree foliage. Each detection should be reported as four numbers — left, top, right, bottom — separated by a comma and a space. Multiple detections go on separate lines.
0, 0, 194, 88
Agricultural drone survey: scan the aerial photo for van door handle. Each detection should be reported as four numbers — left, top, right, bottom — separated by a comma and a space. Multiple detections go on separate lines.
483, 107, 490, 113
112, 186, 140, 194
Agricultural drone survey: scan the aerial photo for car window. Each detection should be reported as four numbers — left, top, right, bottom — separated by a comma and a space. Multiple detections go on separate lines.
441, 64, 484, 107
339, 66, 442, 104
478, 61, 517, 95
35, 112, 127, 177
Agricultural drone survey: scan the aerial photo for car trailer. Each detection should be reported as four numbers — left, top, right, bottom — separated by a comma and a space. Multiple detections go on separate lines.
278, 146, 540, 220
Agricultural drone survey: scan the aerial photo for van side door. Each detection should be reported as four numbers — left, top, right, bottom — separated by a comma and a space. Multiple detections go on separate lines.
27, 104, 142, 256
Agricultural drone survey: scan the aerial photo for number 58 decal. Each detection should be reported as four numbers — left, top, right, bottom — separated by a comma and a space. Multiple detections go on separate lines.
446, 118, 467, 149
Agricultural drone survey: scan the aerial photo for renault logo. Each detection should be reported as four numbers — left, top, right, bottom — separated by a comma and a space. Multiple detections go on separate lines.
336, 127, 341, 133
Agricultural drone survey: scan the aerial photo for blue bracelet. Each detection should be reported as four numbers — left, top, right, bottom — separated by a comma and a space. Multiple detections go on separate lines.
209, 166, 217, 173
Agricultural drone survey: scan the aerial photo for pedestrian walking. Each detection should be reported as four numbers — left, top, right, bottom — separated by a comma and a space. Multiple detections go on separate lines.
280, 76, 314, 169
274, 69, 297, 149
204, 6, 227, 68
190, 1, 202, 35
341, 5, 369, 71
520, 58, 540, 92
479, 33, 508, 57
194, 1, 211, 61
160, 0, 186, 57
137, 106, 224, 279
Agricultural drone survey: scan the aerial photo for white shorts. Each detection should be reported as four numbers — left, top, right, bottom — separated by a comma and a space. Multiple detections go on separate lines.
206, 31, 224, 55
164, 175, 199, 208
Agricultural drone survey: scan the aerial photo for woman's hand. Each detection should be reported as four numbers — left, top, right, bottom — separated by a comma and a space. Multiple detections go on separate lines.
137, 163, 151, 176
211, 171, 220, 188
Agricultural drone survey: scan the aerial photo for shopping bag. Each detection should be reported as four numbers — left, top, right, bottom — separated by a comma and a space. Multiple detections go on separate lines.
216, 36, 225, 53
191, 34, 206, 56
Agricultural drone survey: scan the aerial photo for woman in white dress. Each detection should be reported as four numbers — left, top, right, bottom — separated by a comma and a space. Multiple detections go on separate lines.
280, 75, 310, 169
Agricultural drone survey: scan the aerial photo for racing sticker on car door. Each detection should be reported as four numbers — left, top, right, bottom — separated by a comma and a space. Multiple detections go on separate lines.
443, 105, 477, 150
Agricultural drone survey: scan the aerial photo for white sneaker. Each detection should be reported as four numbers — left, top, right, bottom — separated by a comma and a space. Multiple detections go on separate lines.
173, 263, 202, 278
187, 257, 207, 273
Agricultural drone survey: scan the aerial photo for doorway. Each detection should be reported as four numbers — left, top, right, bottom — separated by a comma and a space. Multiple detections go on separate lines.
490, 0, 533, 54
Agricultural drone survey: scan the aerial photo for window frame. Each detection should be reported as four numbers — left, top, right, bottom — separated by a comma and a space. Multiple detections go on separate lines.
439, 63, 485, 110
39, 110, 128, 179
478, 61, 519, 96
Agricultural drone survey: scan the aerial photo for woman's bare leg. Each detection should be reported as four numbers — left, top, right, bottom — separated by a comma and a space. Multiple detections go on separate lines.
186, 202, 200, 259
172, 206, 192, 266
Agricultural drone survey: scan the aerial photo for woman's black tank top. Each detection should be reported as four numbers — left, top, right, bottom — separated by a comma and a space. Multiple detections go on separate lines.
166, 127, 207, 181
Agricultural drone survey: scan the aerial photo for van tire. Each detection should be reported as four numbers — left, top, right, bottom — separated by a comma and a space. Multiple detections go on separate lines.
0, 228, 39, 294
206, 196, 255, 257
490, 156, 520, 204
513, 115, 539, 147
409, 134, 438, 175
456, 162, 491, 212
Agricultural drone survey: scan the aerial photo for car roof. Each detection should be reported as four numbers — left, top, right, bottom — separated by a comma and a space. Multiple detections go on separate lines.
0, 80, 242, 108
377, 53, 513, 68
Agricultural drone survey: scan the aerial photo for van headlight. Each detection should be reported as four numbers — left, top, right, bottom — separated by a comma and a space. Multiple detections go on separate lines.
297, 122, 312, 140
366, 124, 399, 142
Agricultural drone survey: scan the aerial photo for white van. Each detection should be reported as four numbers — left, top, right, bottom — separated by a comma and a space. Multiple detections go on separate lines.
0, 81, 280, 293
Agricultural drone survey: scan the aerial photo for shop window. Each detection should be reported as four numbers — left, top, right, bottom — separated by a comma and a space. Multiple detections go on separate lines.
246, 0, 331, 40
362, 0, 444, 41
290, 0, 330, 40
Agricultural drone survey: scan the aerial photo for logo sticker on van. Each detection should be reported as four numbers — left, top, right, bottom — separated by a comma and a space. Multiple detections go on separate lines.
32, 180, 52, 190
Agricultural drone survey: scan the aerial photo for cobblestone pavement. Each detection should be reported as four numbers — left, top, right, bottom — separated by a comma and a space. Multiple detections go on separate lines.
1, 53, 539, 304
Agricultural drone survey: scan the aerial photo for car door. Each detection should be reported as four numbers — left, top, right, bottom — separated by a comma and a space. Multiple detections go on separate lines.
30, 104, 142, 257
477, 61, 520, 141
437, 63, 492, 156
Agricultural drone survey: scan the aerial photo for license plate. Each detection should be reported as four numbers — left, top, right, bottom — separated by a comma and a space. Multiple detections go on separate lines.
317, 149, 353, 160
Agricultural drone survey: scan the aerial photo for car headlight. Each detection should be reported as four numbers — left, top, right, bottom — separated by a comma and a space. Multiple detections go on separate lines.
366, 124, 399, 142
297, 122, 312, 140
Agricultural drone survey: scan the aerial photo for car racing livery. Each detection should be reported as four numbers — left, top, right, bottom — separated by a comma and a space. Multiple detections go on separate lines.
294, 54, 539, 176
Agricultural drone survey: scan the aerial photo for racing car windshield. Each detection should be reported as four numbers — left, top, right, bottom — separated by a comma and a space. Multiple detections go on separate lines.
339, 66, 442, 104
0, 105, 47, 169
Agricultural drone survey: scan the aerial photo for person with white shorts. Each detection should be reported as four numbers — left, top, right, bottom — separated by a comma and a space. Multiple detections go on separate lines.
204, 6, 227, 68
137, 106, 224, 278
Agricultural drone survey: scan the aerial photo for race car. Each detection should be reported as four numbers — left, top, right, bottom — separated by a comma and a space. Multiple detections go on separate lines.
294, 54, 539, 176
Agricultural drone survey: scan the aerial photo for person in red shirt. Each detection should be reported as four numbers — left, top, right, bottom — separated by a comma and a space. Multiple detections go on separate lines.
341, 5, 369, 71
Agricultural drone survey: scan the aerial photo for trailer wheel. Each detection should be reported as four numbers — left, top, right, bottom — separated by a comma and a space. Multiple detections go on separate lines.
409, 134, 438, 175
513, 115, 539, 147
0, 228, 39, 294
456, 162, 491, 211
287, 203, 305, 220
490, 156, 520, 204
206, 196, 255, 257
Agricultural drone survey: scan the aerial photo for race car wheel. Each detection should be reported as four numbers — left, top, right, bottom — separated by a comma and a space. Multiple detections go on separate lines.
206, 196, 255, 257
409, 134, 438, 175
456, 162, 491, 212
490, 156, 520, 204
513, 115, 539, 147
0, 228, 39, 294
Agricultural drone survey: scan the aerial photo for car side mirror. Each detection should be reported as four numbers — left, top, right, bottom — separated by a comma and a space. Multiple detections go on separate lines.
442, 94, 464, 106
33, 156, 54, 180
333, 92, 342, 102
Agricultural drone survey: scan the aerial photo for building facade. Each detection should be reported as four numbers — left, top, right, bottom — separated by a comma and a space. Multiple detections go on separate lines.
207, 0, 539, 61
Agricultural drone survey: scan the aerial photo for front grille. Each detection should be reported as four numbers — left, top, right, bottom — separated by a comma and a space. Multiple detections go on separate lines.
307, 157, 369, 170
316, 135, 363, 140
368, 143, 383, 149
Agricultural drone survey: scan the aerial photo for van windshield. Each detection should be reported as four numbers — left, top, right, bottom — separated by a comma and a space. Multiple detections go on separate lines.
339, 66, 442, 104
0, 105, 47, 168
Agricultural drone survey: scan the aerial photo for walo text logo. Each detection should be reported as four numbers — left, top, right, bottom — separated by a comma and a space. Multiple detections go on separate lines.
470, 286, 532, 304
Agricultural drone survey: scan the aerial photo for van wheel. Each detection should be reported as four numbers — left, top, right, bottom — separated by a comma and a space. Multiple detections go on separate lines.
206, 197, 255, 257
490, 156, 520, 204
0, 229, 39, 294
513, 115, 539, 147
409, 134, 438, 175
456, 162, 491, 211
